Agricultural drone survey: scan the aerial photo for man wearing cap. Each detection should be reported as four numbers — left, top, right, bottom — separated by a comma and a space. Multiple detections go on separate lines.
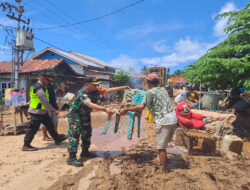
22, 74, 67, 151
67, 77, 130, 167
120, 73, 177, 173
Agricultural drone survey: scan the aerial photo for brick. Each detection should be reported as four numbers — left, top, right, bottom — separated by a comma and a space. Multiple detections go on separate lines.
221, 135, 243, 155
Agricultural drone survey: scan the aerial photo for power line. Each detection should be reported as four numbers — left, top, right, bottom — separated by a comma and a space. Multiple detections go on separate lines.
25, 2, 120, 56
34, 36, 66, 51
0, 23, 17, 29
40, 0, 123, 55
1, 0, 145, 56
25, 2, 80, 34
0, 22, 66, 55
34, 0, 145, 31
41, 0, 123, 54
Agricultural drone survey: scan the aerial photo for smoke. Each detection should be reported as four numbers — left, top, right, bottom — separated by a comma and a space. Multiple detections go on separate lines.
109, 54, 143, 74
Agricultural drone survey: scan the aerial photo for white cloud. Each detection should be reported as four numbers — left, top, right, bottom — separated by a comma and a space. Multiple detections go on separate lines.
118, 22, 184, 39
109, 37, 216, 72
109, 54, 142, 73
142, 37, 215, 67
118, 24, 155, 39
153, 40, 170, 53
213, 2, 238, 37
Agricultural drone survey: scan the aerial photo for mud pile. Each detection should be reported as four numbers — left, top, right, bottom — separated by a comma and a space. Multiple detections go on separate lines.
46, 136, 250, 190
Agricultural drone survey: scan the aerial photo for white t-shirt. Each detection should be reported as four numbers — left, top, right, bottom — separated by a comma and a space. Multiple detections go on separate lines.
175, 92, 187, 103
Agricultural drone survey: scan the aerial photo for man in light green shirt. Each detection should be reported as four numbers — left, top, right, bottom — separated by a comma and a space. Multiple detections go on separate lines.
120, 73, 177, 173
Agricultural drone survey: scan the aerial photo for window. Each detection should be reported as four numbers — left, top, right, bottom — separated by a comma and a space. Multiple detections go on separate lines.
1, 82, 11, 94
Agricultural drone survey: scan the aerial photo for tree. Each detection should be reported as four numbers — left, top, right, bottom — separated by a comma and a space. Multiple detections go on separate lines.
171, 69, 182, 77
113, 71, 131, 86
141, 66, 147, 75
184, 3, 250, 92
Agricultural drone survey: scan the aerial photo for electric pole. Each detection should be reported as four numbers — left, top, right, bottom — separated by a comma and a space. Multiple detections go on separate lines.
0, 0, 33, 90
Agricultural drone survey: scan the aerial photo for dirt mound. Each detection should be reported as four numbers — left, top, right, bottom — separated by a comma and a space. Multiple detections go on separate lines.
46, 137, 250, 190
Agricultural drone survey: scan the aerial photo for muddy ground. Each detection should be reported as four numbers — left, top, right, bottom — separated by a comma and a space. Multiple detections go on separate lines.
0, 93, 250, 190
46, 123, 250, 190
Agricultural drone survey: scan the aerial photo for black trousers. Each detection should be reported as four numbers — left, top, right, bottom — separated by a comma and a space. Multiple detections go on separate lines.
24, 113, 58, 145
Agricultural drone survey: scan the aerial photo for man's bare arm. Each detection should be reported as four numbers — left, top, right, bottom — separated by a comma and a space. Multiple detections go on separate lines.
85, 102, 112, 114
106, 86, 130, 93
120, 104, 146, 115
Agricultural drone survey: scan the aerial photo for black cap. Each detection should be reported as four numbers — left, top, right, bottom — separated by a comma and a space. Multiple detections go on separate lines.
85, 77, 101, 85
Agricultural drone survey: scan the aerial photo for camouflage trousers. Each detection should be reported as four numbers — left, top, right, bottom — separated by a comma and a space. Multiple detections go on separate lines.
67, 112, 92, 153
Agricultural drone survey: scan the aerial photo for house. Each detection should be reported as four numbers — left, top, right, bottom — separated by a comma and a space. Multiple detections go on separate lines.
0, 59, 83, 96
31, 47, 115, 88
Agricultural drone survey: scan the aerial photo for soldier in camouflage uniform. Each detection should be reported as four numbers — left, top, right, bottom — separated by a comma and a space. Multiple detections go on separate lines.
67, 77, 130, 167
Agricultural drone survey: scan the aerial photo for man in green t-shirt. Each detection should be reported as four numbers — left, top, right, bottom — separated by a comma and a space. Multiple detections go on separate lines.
120, 73, 177, 173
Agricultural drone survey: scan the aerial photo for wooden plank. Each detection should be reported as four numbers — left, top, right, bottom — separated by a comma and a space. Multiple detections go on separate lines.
0, 114, 3, 135
13, 112, 17, 136
20, 111, 24, 124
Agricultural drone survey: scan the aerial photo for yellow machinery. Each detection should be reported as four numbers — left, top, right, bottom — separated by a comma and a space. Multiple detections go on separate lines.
142, 67, 167, 89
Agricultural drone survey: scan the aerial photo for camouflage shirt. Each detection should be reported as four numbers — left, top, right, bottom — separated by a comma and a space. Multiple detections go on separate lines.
143, 87, 177, 125
69, 87, 101, 115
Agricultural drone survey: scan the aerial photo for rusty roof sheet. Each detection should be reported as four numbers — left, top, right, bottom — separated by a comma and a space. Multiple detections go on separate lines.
0, 59, 64, 73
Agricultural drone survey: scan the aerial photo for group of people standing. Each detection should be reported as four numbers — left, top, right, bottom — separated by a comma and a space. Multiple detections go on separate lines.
23, 73, 177, 173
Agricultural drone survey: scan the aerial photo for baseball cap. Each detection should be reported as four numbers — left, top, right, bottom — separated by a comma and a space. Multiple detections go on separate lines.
146, 73, 159, 81
85, 77, 101, 85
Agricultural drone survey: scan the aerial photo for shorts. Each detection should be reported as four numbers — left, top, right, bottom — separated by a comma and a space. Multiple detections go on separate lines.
41, 113, 58, 128
155, 124, 176, 149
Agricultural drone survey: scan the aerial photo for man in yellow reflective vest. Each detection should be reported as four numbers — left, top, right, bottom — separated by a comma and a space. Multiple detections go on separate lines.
22, 74, 67, 151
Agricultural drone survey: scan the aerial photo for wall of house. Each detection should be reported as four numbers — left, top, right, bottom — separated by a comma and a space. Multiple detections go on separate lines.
0, 74, 12, 94
70, 64, 85, 75
86, 71, 113, 88
0, 74, 30, 103
20, 76, 28, 91
35, 51, 78, 65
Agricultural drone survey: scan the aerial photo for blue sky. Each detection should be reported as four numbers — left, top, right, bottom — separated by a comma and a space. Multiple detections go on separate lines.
0, 0, 248, 73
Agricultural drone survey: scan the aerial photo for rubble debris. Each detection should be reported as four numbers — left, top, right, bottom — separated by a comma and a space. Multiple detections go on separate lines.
221, 135, 243, 155
226, 151, 239, 160
175, 128, 217, 155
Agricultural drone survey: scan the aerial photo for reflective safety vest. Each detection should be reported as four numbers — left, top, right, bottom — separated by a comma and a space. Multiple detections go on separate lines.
29, 85, 49, 110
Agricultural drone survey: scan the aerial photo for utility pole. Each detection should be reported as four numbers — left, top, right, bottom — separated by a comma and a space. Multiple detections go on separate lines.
15, 0, 21, 89
0, 0, 33, 90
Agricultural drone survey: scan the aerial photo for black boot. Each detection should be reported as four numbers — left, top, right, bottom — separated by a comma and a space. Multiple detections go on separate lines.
67, 153, 83, 167
55, 134, 67, 145
80, 149, 97, 158
22, 144, 38, 151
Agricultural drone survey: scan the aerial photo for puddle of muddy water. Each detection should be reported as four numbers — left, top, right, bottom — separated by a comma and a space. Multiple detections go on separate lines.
167, 154, 189, 170
167, 146, 187, 155
91, 115, 147, 158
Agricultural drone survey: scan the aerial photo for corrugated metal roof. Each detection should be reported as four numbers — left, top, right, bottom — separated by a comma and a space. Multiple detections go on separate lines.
69, 51, 108, 67
31, 47, 114, 70
50, 48, 104, 68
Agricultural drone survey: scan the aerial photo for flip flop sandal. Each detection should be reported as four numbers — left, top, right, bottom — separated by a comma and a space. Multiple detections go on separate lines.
42, 137, 53, 141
